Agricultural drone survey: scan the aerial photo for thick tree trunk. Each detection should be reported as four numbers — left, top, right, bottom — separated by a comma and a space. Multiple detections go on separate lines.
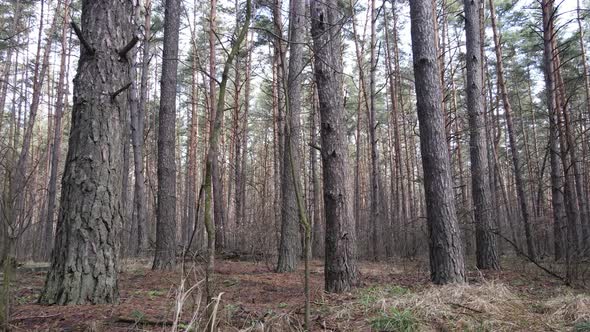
153, 0, 180, 270
39, 0, 136, 304
409, 0, 466, 284
276, 0, 304, 273
310, 0, 359, 292
463, 0, 500, 270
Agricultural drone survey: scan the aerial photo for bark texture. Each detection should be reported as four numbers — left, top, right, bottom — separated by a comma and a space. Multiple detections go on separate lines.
276, 0, 304, 273
39, 0, 135, 304
409, 0, 466, 284
153, 0, 180, 270
310, 0, 359, 292
463, 0, 500, 270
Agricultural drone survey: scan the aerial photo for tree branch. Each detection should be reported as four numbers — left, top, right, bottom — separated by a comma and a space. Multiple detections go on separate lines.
70, 21, 94, 55
118, 35, 139, 60
111, 82, 132, 101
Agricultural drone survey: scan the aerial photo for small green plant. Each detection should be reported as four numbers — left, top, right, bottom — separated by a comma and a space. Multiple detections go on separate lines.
222, 278, 239, 287
370, 308, 418, 332
130, 309, 145, 322
147, 289, 164, 298
464, 321, 491, 332
359, 286, 380, 308
359, 285, 411, 309
575, 321, 590, 332
178, 322, 196, 332
385, 285, 410, 296
278, 302, 288, 309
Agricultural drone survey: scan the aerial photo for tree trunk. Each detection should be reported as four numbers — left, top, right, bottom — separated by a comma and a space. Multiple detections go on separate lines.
310, 0, 359, 292
463, 0, 500, 270
367, 0, 382, 261
153, 0, 180, 270
39, 0, 136, 304
42, 0, 71, 261
311, 89, 323, 258
202, 2, 250, 324
540, 0, 566, 261
409, 0, 466, 283
130, 0, 150, 257
276, 0, 304, 272
489, 0, 536, 260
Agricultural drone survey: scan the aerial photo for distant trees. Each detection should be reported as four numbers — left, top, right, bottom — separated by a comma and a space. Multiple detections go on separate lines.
41, 0, 71, 262
2, 0, 590, 306
40, 0, 137, 304
409, 0, 465, 283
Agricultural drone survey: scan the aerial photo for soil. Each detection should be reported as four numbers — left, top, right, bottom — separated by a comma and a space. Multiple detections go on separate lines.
7, 257, 587, 331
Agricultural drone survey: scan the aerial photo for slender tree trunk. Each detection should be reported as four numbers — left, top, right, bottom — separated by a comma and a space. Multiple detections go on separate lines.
463, 0, 500, 270
409, 0, 466, 283
42, 0, 71, 261
489, 0, 536, 260
540, 0, 566, 261
310, 88, 323, 258
277, 0, 304, 272
184, 13, 200, 249
130, 0, 150, 256
577, 0, 590, 244
5, 1, 58, 263
367, 0, 382, 261
0, 0, 20, 136
203, 2, 250, 324
153, 0, 181, 270
384, 3, 406, 258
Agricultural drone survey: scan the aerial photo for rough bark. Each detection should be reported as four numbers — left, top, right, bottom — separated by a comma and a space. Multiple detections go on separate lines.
310, 0, 359, 292
463, 0, 500, 270
153, 0, 180, 270
130, 0, 150, 256
39, 0, 136, 304
276, 0, 304, 273
409, 0, 466, 284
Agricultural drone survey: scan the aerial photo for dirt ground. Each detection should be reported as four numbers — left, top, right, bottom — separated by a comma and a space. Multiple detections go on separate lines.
7, 257, 590, 331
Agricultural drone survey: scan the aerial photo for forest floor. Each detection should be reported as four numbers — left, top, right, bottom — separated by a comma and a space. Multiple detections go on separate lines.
7, 256, 590, 331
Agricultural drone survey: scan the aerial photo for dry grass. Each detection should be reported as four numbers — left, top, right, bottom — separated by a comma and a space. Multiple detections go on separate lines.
356, 281, 523, 331
352, 279, 590, 331
545, 292, 590, 326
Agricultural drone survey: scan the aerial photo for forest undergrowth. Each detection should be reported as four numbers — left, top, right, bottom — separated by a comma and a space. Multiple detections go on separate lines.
7, 256, 590, 331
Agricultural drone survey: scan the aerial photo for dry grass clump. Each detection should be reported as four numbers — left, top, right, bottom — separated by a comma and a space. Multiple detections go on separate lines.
545, 292, 590, 326
374, 281, 530, 331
